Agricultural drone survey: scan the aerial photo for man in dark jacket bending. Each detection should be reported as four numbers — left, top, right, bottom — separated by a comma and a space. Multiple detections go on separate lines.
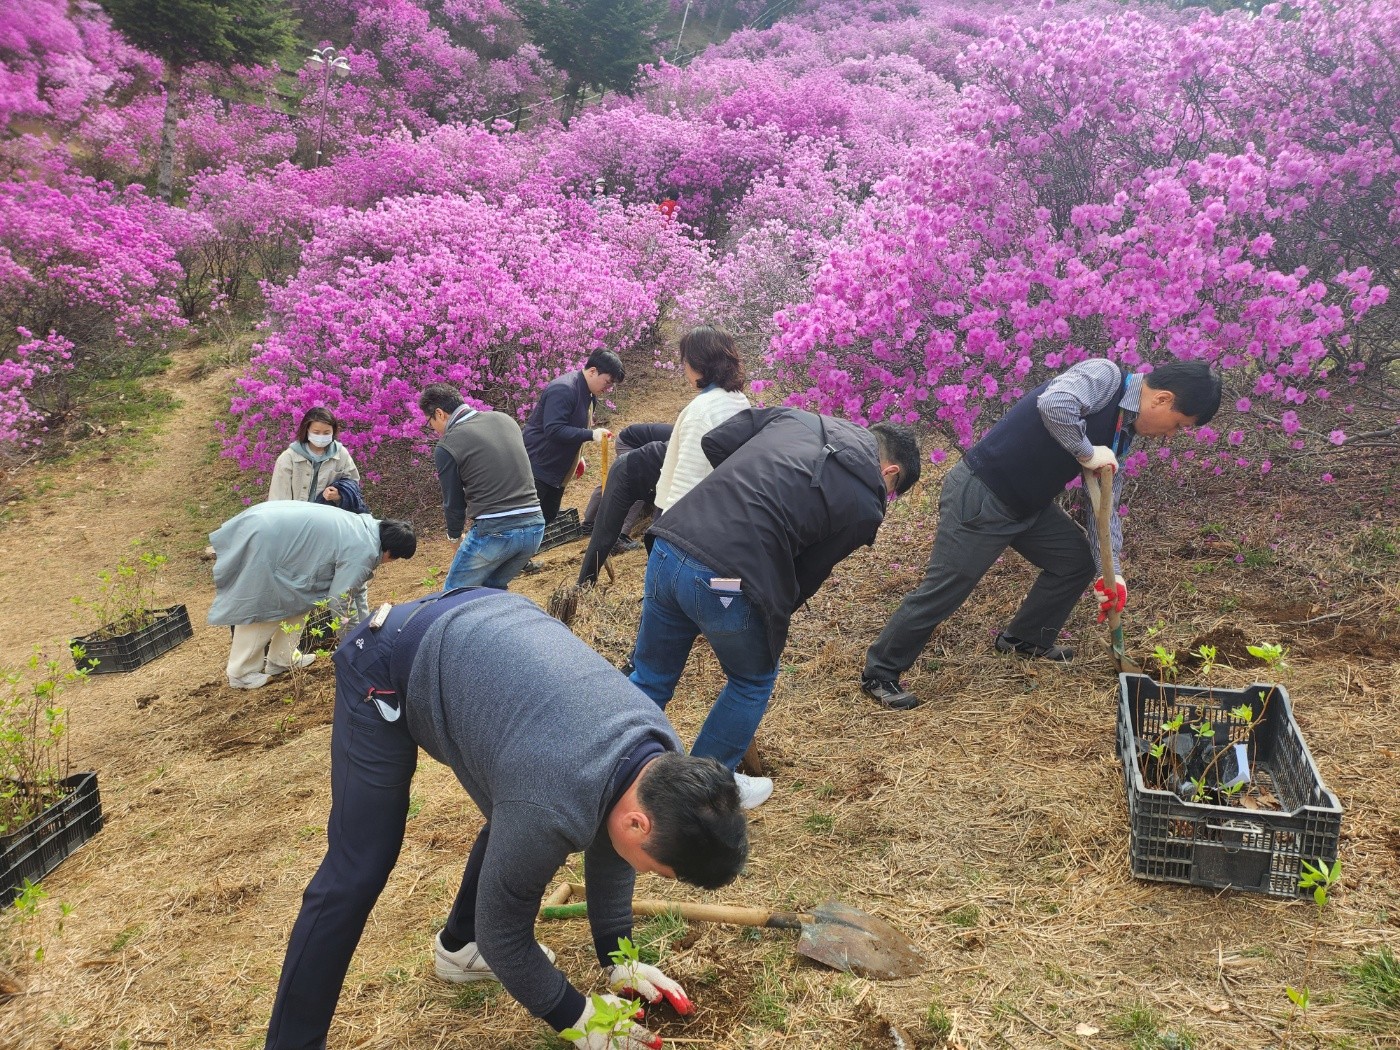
578, 423, 673, 587
264, 589, 748, 1050
628, 408, 921, 810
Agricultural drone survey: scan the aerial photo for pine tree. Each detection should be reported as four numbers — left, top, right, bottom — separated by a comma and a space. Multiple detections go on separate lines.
100, 0, 298, 199
513, 0, 667, 121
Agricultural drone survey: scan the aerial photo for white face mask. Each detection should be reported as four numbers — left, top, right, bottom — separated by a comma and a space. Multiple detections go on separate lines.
307, 432, 334, 448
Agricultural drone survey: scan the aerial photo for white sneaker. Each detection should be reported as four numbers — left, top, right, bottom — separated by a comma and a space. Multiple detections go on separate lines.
266, 652, 316, 676
228, 673, 271, 690
434, 931, 556, 983
734, 772, 774, 810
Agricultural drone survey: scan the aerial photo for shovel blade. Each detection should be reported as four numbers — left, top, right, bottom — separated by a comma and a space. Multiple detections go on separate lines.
794, 902, 926, 980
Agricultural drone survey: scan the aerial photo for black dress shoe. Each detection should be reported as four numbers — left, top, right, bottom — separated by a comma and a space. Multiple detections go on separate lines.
994, 631, 1074, 662
860, 676, 920, 710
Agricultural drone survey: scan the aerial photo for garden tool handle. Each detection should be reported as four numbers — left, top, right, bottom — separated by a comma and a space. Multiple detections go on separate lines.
1085, 469, 1121, 632
551, 884, 806, 930
600, 432, 611, 494
632, 899, 805, 931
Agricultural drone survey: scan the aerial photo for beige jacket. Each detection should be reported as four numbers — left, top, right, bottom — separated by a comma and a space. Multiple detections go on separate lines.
268, 442, 360, 503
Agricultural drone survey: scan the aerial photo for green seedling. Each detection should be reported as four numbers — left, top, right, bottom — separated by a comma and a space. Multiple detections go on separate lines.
1193, 644, 1218, 677
1152, 645, 1178, 682
2, 649, 87, 834
1285, 859, 1343, 1045
71, 544, 170, 638
1247, 641, 1289, 670
560, 993, 642, 1044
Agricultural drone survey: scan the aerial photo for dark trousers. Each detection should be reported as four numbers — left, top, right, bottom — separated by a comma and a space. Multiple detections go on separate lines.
535, 478, 565, 525
264, 612, 488, 1049
578, 461, 651, 587
863, 460, 1095, 681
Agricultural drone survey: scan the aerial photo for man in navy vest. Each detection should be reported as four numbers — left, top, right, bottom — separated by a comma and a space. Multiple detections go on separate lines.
860, 359, 1221, 710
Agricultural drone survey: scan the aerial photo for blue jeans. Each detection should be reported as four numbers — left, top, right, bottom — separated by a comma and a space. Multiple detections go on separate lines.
444, 513, 544, 590
628, 538, 780, 770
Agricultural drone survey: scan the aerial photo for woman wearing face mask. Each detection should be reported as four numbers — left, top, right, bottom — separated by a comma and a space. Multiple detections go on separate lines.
269, 407, 361, 504
267, 407, 370, 623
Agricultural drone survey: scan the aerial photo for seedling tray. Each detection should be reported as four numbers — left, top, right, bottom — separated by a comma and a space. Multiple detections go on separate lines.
1117, 674, 1342, 898
1, 772, 104, 905
538, 508, 585, 553
70, 604, 193, 674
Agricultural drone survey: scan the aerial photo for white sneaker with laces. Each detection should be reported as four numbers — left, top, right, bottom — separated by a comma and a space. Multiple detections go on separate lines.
266, 651, 316, 676
434, 931, 556, 983
733, 772, 774, 810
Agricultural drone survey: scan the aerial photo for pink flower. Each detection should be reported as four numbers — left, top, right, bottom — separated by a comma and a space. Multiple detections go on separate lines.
1328, 429, 1346, 445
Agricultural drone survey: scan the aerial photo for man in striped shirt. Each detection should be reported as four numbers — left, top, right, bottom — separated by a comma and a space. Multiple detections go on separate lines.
860, 359, 1221, 711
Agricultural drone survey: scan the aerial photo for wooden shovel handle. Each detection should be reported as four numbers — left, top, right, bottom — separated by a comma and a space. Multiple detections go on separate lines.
560, 883, 804, 930
1086, 469, 1122, 633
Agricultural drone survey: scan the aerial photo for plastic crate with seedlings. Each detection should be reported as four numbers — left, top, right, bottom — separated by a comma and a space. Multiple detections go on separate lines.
1117, 673, 1341, 898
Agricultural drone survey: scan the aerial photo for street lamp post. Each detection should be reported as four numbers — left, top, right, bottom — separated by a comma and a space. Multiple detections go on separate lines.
306, 46, 350, 168
674, 0, 692, 61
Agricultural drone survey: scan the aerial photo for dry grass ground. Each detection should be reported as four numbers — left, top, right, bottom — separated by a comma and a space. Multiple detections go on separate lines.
1, 350, 1396, 1050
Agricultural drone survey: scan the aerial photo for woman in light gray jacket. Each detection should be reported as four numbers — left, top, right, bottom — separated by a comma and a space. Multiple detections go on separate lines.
269, 407, 360, 503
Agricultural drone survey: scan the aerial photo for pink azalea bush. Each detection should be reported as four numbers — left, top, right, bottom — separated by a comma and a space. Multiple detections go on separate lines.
762, 0, 1396, 471
226, 191, 703, 476
0, 173, 184, 431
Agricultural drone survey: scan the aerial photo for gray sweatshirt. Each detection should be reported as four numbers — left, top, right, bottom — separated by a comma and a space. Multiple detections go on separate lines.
405, 593, 681, 1025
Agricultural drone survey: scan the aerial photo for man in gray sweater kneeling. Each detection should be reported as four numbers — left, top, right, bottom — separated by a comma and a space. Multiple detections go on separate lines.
264, 587, 748, 1050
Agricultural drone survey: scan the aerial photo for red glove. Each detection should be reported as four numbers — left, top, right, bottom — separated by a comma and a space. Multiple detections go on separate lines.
575, 457, 587, 479
606, 961, 694, 1016
1094, 574, 1127, 622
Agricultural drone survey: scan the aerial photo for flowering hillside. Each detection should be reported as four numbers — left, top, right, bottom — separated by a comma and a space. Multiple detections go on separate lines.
0, 0, 1394, 484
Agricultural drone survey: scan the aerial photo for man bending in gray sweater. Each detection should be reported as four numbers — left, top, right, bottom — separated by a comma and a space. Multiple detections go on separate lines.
264, 588, 748, 1050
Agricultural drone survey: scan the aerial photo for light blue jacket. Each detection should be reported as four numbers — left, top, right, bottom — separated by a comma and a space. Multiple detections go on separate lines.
207, 502, 380, 625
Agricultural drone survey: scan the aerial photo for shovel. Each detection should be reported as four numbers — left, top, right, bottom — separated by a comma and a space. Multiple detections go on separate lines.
1084, 468, 1141, 674
540, 883, 925, 980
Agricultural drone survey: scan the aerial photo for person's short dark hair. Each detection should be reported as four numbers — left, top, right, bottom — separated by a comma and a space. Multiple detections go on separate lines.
871, 422, 921, 495
585, 350, 625, 383
378, 519, 417, 560
637, 754, 747, 889
418, 383, 464, 419
296, 407, 339, 444
1142, 360, 1222, 424
679, 325, 745, 392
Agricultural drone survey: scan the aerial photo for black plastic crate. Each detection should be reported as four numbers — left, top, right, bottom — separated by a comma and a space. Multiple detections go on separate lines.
1117, 674, 1342, 898
1, 772, 104, 905
70, 604, 193, 674
538, 508, 585, 553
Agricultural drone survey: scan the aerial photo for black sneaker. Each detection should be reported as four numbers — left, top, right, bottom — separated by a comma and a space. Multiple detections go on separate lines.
579, 521, 594, 536
994, 632, 1074, 662
860, 676, 920, 710
611, 537, 641, 554
520, 560, 543, 575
